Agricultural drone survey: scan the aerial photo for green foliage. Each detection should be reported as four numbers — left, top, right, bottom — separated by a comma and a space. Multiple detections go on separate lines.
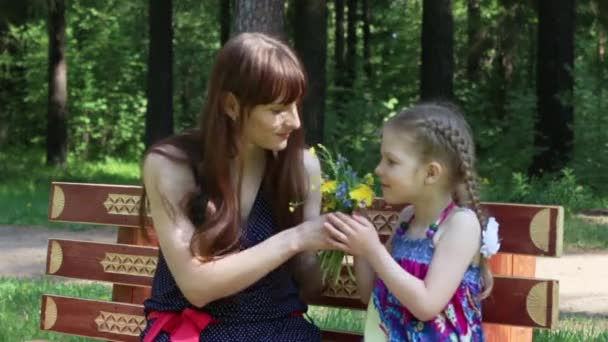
482, 169, 595, 215
0, 277, 110, 341
1, 0, 608, 201
0, 148, 139, 226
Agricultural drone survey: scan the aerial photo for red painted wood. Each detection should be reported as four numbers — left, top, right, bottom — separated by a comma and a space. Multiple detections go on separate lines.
49, 183, 563, 256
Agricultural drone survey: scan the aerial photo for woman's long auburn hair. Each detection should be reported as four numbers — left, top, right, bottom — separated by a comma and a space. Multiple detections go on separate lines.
140, 33, 309, 260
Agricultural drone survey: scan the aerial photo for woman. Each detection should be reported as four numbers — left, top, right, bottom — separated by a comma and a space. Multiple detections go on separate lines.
139, 33, 340, 341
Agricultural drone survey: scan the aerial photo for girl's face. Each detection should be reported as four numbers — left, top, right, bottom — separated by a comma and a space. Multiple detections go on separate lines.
244, 101, 301, 151
375, 127, 427, 205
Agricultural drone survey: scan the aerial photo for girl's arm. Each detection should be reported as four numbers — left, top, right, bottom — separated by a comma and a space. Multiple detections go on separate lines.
143, 151, 334, 308
326, 210, 480, 321
354, 205, 413, 304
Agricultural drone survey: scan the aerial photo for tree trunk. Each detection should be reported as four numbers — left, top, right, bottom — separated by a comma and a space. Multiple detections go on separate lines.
145, 0, 174, 148
531, 0, 575, 174
420, 0, 454, 101
492, 0, 524, 118
333, 0, 346, 116
294, 0, 327, 146
46, 0, 68, 167
345, 0, 357, 87
362, 0, 372, 78
219, 0, 231, 45
232, 0, 285, 38
334, 0, 345, 87
466, 0, 481, 81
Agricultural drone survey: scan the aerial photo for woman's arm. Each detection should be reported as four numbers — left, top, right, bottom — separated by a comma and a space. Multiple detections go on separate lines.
364, 210, 481, 321
353, 256, 375, 304
143, 152, 330, 308
291, 149, 324, 301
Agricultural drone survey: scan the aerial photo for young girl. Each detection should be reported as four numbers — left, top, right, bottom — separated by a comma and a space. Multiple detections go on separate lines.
139, 33, 342, 341
326, 103, 499, 341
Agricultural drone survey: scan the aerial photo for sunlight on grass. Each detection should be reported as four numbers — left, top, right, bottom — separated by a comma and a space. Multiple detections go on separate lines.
534, 313, 608, 341
0, 277, 111, 341
0, 149, 140, 227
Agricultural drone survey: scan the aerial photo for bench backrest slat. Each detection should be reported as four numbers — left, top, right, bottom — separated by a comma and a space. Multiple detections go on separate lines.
45, 239, 558, 329
49, 182, 563, 256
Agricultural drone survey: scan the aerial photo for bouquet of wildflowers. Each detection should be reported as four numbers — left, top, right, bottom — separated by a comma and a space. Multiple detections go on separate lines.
311, 144, 375, 284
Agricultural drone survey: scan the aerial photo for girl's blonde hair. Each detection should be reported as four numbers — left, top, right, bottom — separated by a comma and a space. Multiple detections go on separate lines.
386, 102, 493, 298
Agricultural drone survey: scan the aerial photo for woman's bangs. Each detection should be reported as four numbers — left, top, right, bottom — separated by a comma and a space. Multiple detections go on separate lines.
252, 50, 306, 106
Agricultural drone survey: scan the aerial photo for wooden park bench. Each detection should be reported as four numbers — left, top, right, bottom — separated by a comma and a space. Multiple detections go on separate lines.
40, 182, 563, 341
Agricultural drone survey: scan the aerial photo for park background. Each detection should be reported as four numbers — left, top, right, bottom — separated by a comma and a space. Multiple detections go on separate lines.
1, 0, 607, 340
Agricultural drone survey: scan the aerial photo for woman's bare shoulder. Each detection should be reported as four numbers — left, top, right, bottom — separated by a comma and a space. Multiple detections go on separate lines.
142, 145, 197, 197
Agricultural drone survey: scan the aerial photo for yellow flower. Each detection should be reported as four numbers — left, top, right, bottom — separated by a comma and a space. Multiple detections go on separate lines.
322, 198, 337, 212
320, 180, 337, 194
289, 201, 303, 213
309, 146, 316, 156
349, 184, 374, 207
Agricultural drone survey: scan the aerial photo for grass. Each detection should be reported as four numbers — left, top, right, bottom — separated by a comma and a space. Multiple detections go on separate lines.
1, 277, 607, 341
0, 148, 140, 227
534, 313, 608, 341
564, 216, 608, 252
0, 277, 111, 342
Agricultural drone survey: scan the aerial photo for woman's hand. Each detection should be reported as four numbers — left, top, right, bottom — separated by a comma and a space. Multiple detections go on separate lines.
325, 212, 382, 257
295, 214, 348, 252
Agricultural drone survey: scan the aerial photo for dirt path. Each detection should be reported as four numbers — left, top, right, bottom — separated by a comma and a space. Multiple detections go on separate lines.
1, 225, 607, 315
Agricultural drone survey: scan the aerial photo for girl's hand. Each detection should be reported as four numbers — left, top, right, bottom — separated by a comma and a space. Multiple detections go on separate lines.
325, 212, 382, 257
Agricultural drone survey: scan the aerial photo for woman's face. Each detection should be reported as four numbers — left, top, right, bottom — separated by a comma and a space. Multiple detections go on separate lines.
242, 101, 301, 151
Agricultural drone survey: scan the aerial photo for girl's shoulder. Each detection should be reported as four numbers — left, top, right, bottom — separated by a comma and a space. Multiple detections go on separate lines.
434, 207, 481, 247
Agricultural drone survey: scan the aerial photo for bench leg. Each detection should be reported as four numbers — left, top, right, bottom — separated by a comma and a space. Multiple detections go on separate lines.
483, 253, 536, 342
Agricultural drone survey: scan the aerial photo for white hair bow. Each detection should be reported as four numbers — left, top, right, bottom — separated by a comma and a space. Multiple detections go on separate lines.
480, 216, 501, 258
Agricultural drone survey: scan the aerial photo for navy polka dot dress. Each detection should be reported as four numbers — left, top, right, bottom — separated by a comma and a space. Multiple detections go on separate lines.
141, 189, 321, 341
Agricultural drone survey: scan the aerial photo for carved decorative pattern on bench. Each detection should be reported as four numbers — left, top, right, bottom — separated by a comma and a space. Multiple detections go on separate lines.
530, 208, 551, 253
48, 240, 63, 274
100, 253, 157, 277
43, 296, 58, 330
48, 182, 564, 256
94, 311, 147, 336
366, 210, 399, 235
323, 269, 359, 298
50, 185, 65, 219
104, 194, 143, 216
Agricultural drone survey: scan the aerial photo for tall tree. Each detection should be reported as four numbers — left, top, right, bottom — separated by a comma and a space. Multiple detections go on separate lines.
362, 0, 372, 78
232, 0, 285, 37
334, 0, 346, 87
0, 2, 31, 145
46, 0, 68, 166
220, 0, 231, 45
491, 0, 525, 118
345, 0, 358, 87
466, 0, 481, 80
531, 0, 575, 174
294, 0, 328, 145
145, 0, 174, 148
420, 0, 454, 101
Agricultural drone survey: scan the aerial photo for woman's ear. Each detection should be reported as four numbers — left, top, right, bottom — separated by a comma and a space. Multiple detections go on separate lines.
223, 92, 240, 121
424, 161, 443, 185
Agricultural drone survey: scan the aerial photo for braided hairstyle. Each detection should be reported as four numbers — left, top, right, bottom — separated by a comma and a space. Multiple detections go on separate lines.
386, 102, 493, 298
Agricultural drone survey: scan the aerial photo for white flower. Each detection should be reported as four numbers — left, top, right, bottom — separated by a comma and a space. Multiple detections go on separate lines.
480, 216, 501, 258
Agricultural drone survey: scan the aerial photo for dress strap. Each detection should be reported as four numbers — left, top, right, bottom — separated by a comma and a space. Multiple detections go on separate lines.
436, 201, 457, 226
